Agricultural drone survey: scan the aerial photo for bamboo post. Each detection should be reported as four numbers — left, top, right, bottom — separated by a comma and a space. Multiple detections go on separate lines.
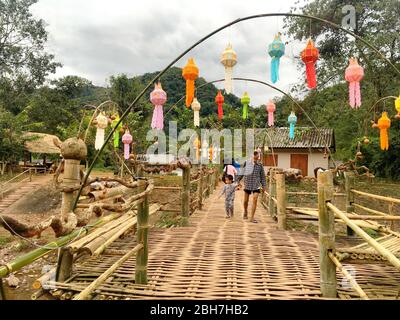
56, 138, 87, 282
29, 168, 32, 182
205, 171, 210, 198
268, 168, 276, 218
0, 277, 5, 300
214, 167, 219, 190
135, 194, 149, 285
181, 166, 190, 217
276, 173, 287, 230
317, 170, 337, 298
198, 165, 203, 210
56, 248, 74, 282
344, 172, 355, 236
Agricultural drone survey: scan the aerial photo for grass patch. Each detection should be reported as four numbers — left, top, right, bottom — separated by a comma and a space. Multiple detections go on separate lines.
365, 228, 379, 239
154, 212, 189, 228
0, 236, 13, 248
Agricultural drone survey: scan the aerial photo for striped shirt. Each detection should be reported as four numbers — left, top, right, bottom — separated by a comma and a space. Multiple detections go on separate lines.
237, 160, 267, 191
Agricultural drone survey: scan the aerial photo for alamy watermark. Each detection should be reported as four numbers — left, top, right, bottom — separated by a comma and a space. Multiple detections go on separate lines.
145, 121, 269, 165
342, 5, 356, 30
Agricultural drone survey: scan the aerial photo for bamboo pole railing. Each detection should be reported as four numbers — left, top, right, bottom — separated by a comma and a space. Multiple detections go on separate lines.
276, 173, 286, 230
326, 202, 400, 272
351, 189, 400, 205
0, 212, 122, 278
327, 252, 369, 300
353, 203, 388, 216
0, 168, 33, 199
73, 243, 143, 300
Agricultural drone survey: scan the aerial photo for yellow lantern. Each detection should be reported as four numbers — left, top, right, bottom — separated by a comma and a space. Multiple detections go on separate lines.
395, 96, 400, 118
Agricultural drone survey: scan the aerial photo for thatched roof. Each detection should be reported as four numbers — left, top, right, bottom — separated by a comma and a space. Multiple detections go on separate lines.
23, 132, 62, 154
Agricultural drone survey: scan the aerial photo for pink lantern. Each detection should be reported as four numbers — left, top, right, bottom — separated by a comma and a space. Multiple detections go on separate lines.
266, 100, 276, 127
121, 130, 133, 160
150, 82, 167, 130
345, 58, 364, 108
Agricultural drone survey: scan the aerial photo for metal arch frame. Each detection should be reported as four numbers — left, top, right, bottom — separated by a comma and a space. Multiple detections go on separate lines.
72, 12, 399, 210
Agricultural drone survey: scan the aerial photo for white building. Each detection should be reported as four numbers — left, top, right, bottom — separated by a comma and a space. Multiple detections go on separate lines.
261, 127, 335, 177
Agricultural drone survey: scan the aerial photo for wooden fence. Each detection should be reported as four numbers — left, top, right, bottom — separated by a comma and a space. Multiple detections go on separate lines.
317, 170, 400, 299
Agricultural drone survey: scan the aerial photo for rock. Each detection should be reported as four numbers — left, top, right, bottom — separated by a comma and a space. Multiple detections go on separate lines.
6, 274, 20, 287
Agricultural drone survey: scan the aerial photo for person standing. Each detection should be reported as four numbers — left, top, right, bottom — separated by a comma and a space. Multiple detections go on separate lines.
237, 151, 267, 223
218, 174, 240, 218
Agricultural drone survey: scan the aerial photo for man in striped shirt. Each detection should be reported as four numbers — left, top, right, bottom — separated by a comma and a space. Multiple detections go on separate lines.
237, 151, 267, 223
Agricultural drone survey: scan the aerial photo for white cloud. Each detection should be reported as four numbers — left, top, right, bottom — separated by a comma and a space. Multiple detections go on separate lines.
31, 0, 307, 105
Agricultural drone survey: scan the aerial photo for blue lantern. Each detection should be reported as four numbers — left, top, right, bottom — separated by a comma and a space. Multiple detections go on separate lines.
268, 33, 285, 83
288, 111, 297, 140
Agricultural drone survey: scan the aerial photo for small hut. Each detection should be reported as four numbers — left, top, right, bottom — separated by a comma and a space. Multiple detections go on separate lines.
22, 132, 62, 173
261, 127, 335, 177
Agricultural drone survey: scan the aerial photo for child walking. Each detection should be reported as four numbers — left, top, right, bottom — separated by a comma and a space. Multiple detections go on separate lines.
219, 174, 240, 218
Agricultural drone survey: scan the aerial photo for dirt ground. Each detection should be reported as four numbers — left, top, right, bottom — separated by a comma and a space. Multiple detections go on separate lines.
0, 170, 118, 300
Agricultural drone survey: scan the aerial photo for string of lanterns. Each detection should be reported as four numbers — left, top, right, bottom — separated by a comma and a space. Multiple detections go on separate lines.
87, 29, 400, 155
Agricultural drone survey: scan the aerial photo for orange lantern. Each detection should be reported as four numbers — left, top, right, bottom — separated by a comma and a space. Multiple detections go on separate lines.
182, 58, 199, 107
372, 112, 391, 151
301, 39, 319, 89
215, 91, 224, 120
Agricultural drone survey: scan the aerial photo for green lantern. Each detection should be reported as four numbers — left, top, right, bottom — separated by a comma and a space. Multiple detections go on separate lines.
241, 92, 250, 120
111, 114, 122, 148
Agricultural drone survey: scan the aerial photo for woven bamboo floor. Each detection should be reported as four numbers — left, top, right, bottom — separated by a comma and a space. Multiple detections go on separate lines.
48, 185, 400, 300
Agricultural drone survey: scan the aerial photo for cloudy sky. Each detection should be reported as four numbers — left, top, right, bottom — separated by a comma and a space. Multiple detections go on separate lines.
31, 0, 306, 106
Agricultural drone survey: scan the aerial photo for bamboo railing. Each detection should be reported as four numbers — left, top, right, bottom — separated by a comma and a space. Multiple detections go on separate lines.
0, 168, 33, 199
141, 163, 219, 216
317, 170, 400, 300
262, 168, 344, 231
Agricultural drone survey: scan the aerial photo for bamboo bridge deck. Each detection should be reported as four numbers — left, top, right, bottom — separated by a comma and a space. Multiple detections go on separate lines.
49, 185, 400, 300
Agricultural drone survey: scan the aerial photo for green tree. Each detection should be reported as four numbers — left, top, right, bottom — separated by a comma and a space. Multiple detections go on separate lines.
0, 0, 61, 85
0, 108, 25, 173
283, 0, 400, 177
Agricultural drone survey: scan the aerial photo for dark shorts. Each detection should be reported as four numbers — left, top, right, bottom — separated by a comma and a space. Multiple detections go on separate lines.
244, 189, 261, 194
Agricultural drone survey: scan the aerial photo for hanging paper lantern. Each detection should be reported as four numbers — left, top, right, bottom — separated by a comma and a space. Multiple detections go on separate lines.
301, 39, 319, 89
221, 43, 237, 94
241, 92, 250, 120
150, 82, 167, 130
395, 96, 400, 119
209, 145, 213, 162
215, 91, 224, 120
191, 98, 201, 127
268, 33, 285, 83
111, 114, 122, 148
94, 112, 108, 150
288, 111, 297, 140
345, 58, 364, 108
122, 130, 133, 160
266, 100, 276, 127
372, 112, 391, 151
182, 58, 199, 107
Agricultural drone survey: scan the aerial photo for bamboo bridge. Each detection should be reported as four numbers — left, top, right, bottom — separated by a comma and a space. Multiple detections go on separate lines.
1, 164, 400, 300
